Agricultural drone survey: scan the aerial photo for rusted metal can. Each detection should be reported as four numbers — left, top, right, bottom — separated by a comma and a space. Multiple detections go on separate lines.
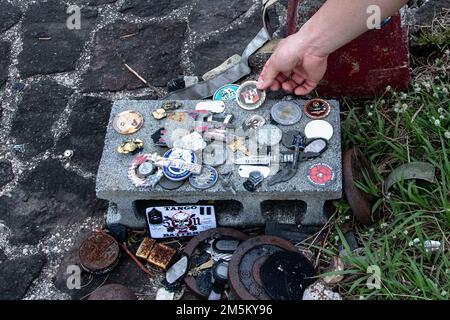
79, 232, 120, 275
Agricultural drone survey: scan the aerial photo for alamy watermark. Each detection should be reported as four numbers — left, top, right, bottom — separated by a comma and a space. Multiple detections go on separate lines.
366, 265, 382, 290
66, 5, 81, 30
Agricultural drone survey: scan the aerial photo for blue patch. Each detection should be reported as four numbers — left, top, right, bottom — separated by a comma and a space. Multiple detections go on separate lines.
213, 84, 240, 101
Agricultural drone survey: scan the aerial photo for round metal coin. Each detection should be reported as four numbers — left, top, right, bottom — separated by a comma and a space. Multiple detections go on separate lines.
236, 81, 266, 110
189, 165, 219, 190
202, 143, 227, 167
304, 99, 331, 119
213, 84, 240, 101
162, 148, 197, 181
307, 163, 335, 186
304, 120, 334, 140
158, 177, 186, 190
136, 161, 155, 179
112, 110, 144, 135
256, 124, 283, 146
271, 101, 302, 125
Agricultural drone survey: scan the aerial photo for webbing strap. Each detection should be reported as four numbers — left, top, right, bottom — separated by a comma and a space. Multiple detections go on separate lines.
165, 0, 279, 100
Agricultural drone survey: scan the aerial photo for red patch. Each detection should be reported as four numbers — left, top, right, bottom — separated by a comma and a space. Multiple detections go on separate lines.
308, 163, 334, 186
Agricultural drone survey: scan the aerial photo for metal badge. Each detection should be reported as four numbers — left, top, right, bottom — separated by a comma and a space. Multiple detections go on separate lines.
243, 170, 264, 192
256, 124, 283, 146
117, 139, 144, 154
112, 110, 144, 135
213, 84, 240, 101
162, 148, 198, 181
128, 155, 164, 188
152, 108, 167, 120
242, 115, 266, 131
136, 161, 155, 179
305, 120, 334, 140
304, 99, 332, 119
307, 163, 335, 186
271, 101, 302, 125
203, 143, 227, 167
189, 165, 219, 190
236, 81, 266, 110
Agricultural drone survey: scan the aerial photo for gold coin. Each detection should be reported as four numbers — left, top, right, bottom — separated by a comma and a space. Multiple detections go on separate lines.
112, 110, 144, 135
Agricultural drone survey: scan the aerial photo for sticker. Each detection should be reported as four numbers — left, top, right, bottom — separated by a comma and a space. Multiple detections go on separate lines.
146, 205, 217, 239
307, 163, 335, 186
305, 120, 334, 140
236, 81, 266, 110
271, 101, 302, 125
304, 99, 331, 119
213, 84, 240, 101
162, 148, 197, 181
189, 165, 218, 190
195, 101, 226, 113
256, 124, 283, 146
113, 110, 144, 135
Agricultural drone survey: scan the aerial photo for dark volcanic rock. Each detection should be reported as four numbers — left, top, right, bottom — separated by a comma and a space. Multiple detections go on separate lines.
0, 41, 10, 87
0, 249, 6, 263
56, 96, 112, 173
414, 0, 450, 26
0, 0, 22, 33
88, 0, 117, 5
119, 0, 189, 18
0, 160, 14, 188
81, 20, 186, 92
10, 80, 72, 159
0, 254, 46, 300
18, 0, 98, 77
191, 9, 262, 76
189, 0, 254, 36
1, 159, 107, 245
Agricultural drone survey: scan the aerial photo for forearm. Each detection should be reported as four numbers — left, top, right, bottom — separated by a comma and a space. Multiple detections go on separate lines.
294, 0, 409, 57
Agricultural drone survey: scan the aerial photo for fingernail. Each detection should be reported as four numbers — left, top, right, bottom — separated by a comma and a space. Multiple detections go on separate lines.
257, 78, 264, 89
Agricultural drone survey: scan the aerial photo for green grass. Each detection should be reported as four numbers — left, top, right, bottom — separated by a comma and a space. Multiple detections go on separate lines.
308, 46, 449, 300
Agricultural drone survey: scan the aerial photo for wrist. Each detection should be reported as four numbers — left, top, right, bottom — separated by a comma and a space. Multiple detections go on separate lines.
291, 21, 332, 58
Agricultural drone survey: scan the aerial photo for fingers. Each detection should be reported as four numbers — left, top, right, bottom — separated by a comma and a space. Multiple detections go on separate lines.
293, 80, 318, 95
257, 58, 280, 90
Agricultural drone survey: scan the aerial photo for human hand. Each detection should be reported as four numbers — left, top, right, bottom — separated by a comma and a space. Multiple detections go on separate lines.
256, 34, 328, 95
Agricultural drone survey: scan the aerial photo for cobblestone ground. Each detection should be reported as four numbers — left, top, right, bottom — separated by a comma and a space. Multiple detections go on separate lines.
0, 0, 447, 300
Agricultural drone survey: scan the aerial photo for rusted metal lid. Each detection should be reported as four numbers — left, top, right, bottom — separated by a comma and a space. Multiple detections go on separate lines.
79, 232, 120, 274
343, 148, 377, 225
228, 236, 297, 300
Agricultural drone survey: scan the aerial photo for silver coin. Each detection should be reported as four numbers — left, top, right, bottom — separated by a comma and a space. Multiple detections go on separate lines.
189, 165, 219, 190
271, 101, 302, 125
136, 161, 154, 178
202, 143, 227, 167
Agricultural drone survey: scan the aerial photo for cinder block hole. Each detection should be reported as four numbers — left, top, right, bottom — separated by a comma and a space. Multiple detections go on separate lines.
133, 200, 243, 217
261, 200, 307, 219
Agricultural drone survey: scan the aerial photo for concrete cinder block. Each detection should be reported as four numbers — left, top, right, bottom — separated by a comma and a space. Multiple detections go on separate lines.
96, 99, 342, 229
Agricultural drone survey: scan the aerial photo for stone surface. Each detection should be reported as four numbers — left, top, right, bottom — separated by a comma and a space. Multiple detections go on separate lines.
189, 0, 254, 36
0, 41, 10, 87
88, 0, 117, 5
0, 0, 22, 33
56, 96, 112, 173
302, 281, 342, 300
414, 0, 450, 26
0, 160, 14, 188
119, 0, 189, 18
97, 99, 342, 229
190, 9, 262, 76
1, 159, 107, 245
18, 0, 98, 78
81, 20, 187, 92
10, 80, 73, 159
0, 254, 46, 300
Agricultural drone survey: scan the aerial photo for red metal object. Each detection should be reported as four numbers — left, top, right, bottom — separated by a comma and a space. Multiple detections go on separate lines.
286, 0, 411, 97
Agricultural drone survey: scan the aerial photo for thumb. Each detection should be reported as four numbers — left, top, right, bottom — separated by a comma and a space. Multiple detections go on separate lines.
257, 59, 279, 90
